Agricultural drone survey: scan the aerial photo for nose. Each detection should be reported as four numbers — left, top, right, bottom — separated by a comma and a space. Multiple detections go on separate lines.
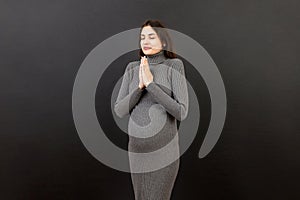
142, 37, 150, 44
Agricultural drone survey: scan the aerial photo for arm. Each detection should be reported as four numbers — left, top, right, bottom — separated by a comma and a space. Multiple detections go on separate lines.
145, 59, 189, 121
114, 62, 144, 118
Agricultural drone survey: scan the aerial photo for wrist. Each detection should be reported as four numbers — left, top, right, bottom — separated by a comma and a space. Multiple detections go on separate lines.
145, 81, 153, 87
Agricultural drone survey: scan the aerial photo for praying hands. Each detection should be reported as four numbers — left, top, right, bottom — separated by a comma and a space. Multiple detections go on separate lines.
138, 56, 153, 89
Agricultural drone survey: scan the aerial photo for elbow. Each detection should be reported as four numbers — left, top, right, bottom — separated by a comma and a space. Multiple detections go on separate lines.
175, 104, 188, 121
180, 108, 188, 121
114, 103, 126, 118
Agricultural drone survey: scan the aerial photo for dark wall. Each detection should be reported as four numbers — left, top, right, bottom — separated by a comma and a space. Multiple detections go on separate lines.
1, 0, 299, 199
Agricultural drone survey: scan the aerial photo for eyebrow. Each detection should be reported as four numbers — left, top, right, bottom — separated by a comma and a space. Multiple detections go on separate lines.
140, 33, 156, 36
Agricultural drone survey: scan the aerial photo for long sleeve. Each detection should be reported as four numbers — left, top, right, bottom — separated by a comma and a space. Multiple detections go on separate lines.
114, 62, 144, 118
145, 59, 189, 121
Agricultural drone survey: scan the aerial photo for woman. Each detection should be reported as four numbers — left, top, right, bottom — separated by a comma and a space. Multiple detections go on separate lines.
114, 19, 189, 200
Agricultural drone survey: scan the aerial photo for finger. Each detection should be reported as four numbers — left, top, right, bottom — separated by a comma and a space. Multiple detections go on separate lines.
144, 63, 149, 72
141, 65, 145, 77
141, 57, 144, 65
140, 64, 143, 75
139, 65, 142, 75
143, 67, 148, 80
141, 64, 144, 74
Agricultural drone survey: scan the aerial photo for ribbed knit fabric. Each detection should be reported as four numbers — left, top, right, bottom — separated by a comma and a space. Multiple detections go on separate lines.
114, 50, 189, 200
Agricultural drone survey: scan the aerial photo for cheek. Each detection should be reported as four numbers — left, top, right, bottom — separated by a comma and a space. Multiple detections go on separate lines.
152, 40, 161, 47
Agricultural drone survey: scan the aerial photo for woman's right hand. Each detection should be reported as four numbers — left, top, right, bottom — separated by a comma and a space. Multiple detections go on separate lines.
139, 56, 145, 89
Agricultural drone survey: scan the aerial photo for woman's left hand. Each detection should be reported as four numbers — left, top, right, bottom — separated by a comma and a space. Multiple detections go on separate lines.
141, 56, 153, 87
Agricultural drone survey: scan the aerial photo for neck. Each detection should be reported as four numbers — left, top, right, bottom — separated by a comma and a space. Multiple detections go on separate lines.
145, 50, 166, 64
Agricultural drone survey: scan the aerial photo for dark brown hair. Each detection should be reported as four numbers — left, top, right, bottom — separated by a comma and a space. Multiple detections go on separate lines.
138, 19, 177, 58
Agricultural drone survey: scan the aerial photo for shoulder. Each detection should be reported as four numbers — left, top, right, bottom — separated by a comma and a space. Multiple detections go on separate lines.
164, 58, 184, 67
126, 60, 139, 68
168, 58, 183, 64
125, 61, 139, 72
128, 60, 140, 66
165, 58, 185, 72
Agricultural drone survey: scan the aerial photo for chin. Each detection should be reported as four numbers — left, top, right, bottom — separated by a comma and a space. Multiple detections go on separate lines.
143, 51, 151, 56
144, 51, 157, 56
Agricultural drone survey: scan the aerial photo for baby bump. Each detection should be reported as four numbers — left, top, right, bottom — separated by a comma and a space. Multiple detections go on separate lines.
128, 103, 168, 139
128, 104, 178, 153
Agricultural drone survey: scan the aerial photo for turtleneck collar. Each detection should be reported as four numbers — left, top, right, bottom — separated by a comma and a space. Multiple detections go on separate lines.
145, 50, 166, 64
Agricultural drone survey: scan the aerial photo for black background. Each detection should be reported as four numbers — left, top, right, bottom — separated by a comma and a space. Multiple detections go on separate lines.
1, 0, 299, 199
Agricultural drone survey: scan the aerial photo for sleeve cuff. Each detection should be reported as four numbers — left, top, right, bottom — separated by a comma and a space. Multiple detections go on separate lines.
145, 81, 155, 90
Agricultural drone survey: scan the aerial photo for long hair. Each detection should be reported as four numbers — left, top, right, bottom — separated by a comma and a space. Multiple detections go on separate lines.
138, 19, 177, 59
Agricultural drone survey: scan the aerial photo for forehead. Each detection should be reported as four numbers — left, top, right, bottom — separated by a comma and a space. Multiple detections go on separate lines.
140, 26, 157, 35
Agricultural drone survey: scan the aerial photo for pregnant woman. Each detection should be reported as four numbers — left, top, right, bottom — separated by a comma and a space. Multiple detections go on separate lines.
114, 19, 189, 200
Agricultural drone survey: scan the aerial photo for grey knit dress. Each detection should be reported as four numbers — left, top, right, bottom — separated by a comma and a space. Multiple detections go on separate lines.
114, 50, 189, 200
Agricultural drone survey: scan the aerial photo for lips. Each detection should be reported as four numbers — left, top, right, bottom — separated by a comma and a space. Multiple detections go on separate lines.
143, 47, 151, 50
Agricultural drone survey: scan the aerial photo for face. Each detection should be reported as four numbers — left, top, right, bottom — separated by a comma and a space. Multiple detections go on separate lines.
140, 25, 163, 55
